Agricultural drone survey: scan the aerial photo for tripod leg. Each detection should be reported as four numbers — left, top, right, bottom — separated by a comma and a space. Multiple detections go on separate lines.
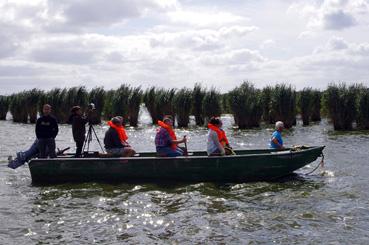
91, 126, 105, 153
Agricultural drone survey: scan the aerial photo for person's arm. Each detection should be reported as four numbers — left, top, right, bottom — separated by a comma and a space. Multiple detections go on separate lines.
35, 118, 41, 139
112, 130, 124, 148
211, 131, 225, 155
272, 137, 284, 149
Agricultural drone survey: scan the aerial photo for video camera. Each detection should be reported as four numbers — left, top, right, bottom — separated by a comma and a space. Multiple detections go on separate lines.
86, 103, 100, 125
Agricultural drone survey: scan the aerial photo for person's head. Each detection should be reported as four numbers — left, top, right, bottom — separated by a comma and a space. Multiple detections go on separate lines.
43, 104, 51, 116
163, 115, 173, 126
111, 117, 122, 126
116, 116, 124, 124
275, 121, 284, 131
71, 106, 81, 115
209, 116, 222, 128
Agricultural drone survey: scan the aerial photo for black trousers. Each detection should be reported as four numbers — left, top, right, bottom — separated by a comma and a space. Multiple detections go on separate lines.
37, 138, 56, 158
75, 140, 84, 157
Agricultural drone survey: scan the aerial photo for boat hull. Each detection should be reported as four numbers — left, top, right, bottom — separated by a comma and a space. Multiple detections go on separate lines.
28, 146, 325, 184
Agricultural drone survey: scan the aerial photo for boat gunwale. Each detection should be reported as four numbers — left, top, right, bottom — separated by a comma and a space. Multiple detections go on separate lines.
29, 145, 325, 163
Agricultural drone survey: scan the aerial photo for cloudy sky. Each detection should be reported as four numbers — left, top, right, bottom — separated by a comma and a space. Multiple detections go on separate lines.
1, 0, 369, 93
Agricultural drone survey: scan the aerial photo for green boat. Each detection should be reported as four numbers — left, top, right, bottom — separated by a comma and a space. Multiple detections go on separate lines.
28, 146, 325, 184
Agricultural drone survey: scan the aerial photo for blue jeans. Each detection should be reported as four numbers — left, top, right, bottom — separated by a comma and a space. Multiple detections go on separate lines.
8, 140, 39, 169
156, 147, 184, 157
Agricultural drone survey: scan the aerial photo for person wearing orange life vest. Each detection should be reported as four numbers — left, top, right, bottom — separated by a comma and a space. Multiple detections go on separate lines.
104, 117, 136, 157
155, 115, 187, 157
207, 117, 233, 156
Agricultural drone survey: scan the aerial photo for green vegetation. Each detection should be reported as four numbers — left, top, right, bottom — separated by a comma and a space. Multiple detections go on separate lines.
298, 88, 313, 126
310, 90, 321, 122
2, 82, 369, 131
269, 84, 296, 129
192, 83, 206, 126
324, 83, 357, 130
0, 96, 10, 120
202, 88, 222, 122
174, 88, 193, 127
228, 82, 262, 129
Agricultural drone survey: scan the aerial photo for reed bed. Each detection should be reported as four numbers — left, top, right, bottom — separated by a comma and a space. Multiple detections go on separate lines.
310, 90, 322, 122
89, 87, 106, 124
111, 85, 131, 124
261, 86, 273, 124
202, 88, 222, 122
356, 87, 369, 129
173, 88, 193, 127
228, 82, 262, 129
324, 83, 357, 130
298, 88, 313, 126
102, 89, 115, 121
9, 92, 29, 123
26, 89, 43, 123
128, 86, 143, 127
0, 96, 9, 120
269, 84, 297, 129
192, 83, 206, 126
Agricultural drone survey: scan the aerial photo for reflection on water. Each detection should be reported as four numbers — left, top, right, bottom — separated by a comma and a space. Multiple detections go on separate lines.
1, 116, 369, 244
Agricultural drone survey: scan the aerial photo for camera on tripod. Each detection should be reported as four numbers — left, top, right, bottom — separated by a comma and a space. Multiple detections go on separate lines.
86, 103, 100, 125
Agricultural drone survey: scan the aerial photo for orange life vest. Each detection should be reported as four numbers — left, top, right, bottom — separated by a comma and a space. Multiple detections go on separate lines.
158, 120, 177, 149
108, 121, 128, 142
208, 123, 229, 146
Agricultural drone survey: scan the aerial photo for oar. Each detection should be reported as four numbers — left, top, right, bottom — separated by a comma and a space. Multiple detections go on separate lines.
183, 135, 188, 156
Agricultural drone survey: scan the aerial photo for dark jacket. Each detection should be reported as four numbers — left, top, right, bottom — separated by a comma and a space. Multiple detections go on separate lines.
35, 115, 58, 139
104, 127, 124, 149
68, 114, 87, 142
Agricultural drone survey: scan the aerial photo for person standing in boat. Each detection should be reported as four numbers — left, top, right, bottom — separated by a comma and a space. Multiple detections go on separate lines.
270, 121, 285, 149
35, 104, 59, 158
155, 115, 187, 157
68, 106, 88, 157
207, 117, 234, 156
104, 116, 136, 157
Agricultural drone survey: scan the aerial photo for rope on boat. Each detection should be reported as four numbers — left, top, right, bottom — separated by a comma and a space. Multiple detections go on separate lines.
305, 153, 325, 175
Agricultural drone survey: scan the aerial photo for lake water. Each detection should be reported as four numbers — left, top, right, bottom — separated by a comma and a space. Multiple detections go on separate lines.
1, 113, 369, 244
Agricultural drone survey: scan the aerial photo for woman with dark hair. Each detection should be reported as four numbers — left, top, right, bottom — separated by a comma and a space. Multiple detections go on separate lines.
207, 117, 233, 156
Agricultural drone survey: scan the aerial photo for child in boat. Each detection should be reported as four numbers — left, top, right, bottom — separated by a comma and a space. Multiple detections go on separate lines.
270, 121, 285, 149
104, 116, 136, 157
207, 117, 234, 156
155, 115, 187, 157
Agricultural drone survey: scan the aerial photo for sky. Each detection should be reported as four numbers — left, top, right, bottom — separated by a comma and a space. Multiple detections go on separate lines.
1, 0, 369, 94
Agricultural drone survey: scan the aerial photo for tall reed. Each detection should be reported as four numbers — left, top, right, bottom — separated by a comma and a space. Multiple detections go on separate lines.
88, 87, 106, 124
143, 87, 175, 124
228, 82, 262, 128
261, 86, 273, 124
0, 96, 9, 120
324, 83, 357, 130
202, 88, 222, 122
269, 84, 296, 128
143, 87, 160, 124
298, 88, 313, 126
310, 90, 321, 122
192, 83, 206, 126
9, 92, 28, 123
102, 89, 115, 120
26, 89, 43, 123
356, 87, 369, 129
128, 86, 143, 127
173, 88, 193, 127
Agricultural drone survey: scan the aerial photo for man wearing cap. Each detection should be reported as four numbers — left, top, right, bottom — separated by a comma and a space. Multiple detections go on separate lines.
104, 117, 136, 157
68, 105, 88, 157
270, 121, 285, 149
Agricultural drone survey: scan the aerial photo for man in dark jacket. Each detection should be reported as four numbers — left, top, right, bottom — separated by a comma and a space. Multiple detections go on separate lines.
68, 106, 87, 157
104, 117, 135, 157
36, 104, 58, 158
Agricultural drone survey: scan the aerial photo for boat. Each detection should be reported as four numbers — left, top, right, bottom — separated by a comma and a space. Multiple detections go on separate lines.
28, 146, 325, 184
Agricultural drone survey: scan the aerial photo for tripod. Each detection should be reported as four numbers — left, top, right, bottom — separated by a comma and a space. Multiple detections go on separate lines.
82, 123, 105, 154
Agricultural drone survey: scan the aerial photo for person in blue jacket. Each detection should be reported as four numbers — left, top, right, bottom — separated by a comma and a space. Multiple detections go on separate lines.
270, 121, 285, 149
